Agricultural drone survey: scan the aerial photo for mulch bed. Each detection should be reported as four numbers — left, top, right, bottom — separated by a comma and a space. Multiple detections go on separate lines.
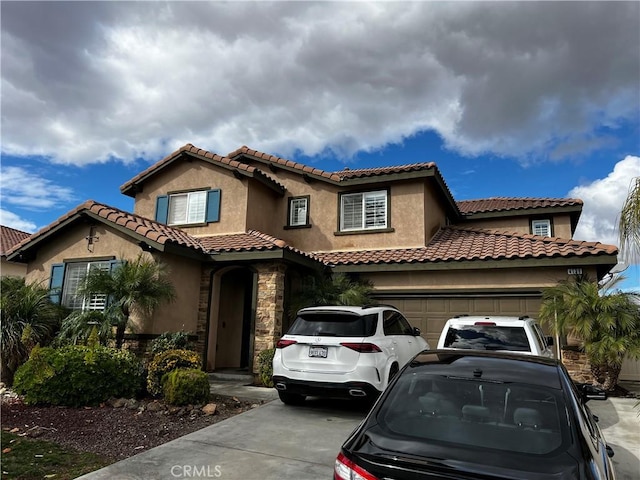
1, 393, 260, 461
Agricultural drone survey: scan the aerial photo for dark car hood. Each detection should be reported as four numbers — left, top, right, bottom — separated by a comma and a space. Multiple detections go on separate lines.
350, 426, 579, 480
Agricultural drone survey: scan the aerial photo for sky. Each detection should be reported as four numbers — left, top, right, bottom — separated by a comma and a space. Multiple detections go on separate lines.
1, 1, 639, 290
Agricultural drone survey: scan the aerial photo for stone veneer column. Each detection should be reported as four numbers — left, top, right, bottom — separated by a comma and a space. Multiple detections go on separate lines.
195, 266, 215, 365
253, 262, 287, 373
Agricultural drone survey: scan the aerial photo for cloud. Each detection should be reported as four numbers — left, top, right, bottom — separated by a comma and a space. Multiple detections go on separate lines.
0, 166, 76, 209
1, 2, 638, 166
571, 156, 640, 250
0, 209, 37, 233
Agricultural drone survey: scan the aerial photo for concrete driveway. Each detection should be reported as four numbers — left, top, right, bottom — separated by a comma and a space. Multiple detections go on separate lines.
77, 398, 367, 480
77, 392, 639, 480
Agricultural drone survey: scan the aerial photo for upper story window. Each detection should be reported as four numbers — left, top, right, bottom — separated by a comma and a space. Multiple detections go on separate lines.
168, 191, 207, 225
155, 189, 221, 226
288, 196, 309, 227
340, 190, 388, 232
532, 219, 551, 236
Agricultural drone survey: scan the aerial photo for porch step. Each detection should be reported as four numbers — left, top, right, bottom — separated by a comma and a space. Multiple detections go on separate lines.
208, 371, 254, 383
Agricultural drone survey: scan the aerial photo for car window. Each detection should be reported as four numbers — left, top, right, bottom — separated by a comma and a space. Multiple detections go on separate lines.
383, 311, 405, 335
397, 313, 415, 335
533, 324, 548, 350
378, 372, 567, 455
443, 325, 531, 352
288, 313, 377, 337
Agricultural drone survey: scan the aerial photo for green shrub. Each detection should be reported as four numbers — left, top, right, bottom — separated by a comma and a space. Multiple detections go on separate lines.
148, 331, 195, 356
162, 368, 210, 406
147, 349, 202, 396
256, 348, 275, 387
13, 345, 142, 406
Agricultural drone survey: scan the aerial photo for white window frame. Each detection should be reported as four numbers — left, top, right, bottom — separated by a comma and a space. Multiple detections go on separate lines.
289, 197, 309, 227
61, 261, 110, 311
340, 190, 388, 231
168, 191, 207, 225
532, 219, 551, 236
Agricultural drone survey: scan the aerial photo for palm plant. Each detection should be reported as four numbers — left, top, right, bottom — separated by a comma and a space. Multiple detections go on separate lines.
618, 176, 640, 264
288, 273, 375, 317
538, 275, 640, 391
56, 310, 114, 346
78, 254, 176, 348
0, 277, 62, 385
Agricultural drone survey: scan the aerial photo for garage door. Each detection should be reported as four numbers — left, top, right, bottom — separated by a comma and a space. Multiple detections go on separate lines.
375, 295, 543, 349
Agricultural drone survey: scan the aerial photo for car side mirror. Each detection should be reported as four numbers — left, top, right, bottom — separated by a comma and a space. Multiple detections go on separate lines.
412, 327, 421, 336
546, 336, 554, 346
578, 383, 607, 402
606, 445, 615, 458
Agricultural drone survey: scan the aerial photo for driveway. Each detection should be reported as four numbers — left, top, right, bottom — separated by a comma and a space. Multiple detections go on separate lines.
77, 393, 639, 480
76, 398, 367, 480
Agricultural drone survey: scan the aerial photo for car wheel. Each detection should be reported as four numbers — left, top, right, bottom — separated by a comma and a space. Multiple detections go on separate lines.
278, 391, 306, 405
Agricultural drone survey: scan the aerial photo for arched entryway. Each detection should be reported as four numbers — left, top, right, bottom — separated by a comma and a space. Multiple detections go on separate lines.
206, 267, 255, 371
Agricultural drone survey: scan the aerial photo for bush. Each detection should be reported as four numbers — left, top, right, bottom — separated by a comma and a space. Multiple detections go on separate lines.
13, 345, 142, 407
162, 368, 210, 406
256, 348, 275, 387
148, 331, 195, 356
147, 349, 202, 396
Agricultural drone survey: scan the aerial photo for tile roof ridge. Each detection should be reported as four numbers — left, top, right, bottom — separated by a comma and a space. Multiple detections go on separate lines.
334, 161, 436, 173
246, 229, 288, 248
458, 196, 582, 202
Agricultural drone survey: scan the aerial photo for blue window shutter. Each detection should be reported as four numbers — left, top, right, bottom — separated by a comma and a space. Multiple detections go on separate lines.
155, 195, 169, 224
206, 189, 221, 223
49, 263, 65, 304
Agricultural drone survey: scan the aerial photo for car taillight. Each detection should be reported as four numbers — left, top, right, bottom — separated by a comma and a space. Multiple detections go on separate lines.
340, 342, 382, 353
335, 452, 379, 480
276, 339, 297, 349
474, 322, 496, 326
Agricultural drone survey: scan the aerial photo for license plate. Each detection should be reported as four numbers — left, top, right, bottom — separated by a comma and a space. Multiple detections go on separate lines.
309, 346, 328, 358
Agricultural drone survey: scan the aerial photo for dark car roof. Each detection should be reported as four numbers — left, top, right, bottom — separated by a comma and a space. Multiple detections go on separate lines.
408, 349, 563, 390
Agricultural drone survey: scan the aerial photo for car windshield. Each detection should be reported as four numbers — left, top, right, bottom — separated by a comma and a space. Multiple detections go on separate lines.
378, 372, 567, 455
287, 312, 377, 337
443, 325, 531, 352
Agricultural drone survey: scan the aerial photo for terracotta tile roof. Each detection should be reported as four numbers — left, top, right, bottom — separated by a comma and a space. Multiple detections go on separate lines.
334, 163, 436, 180
313, 227, 617, 266
120, 144, 285, 195
198, 230, 322, 262
228, 146, 342, 182
1, 225, 31, 256
457, 197, 583, 214
7, 200, 208, 256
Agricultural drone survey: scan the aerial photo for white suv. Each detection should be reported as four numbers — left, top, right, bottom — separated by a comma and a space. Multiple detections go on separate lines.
436, 315, 554, 358
272, 305, 430, 404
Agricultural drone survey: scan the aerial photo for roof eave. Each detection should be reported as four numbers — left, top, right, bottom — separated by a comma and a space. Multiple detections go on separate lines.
461, 205, 583, 220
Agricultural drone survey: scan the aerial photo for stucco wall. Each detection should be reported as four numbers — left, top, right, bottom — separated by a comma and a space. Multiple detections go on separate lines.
462, 213, 574, 238
1, 259, 27, 277
23, 221, 201, 335
132, 159, 250, 235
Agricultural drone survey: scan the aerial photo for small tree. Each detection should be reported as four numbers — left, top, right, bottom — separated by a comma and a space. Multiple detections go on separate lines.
78, 254, 176, 348
1, 277, 62, 385
288, 272, 375, 318
539, 275, 640, 391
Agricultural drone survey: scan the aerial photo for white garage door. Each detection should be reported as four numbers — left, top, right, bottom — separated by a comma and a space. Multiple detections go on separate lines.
375, 295, 543, 349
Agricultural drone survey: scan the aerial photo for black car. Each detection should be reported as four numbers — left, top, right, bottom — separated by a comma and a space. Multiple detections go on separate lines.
335, 350, 615, 480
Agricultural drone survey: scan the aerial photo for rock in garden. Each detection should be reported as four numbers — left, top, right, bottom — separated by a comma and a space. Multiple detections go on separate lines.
201, 403, 217, 415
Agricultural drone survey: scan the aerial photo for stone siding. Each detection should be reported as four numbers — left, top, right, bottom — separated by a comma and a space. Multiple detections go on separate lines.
253, 262, 287, 373
561, 347, 594, 384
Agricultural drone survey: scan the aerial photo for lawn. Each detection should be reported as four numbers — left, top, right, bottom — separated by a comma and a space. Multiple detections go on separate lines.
1, 430, 110, 480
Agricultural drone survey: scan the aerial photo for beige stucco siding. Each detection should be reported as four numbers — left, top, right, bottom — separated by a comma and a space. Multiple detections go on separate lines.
23, 222, 201, 335
132, 160, 249, 235
246, 182, 280, 234
1, 259, 27, 277
423, 181, 448, 242
462, 213, 574, 238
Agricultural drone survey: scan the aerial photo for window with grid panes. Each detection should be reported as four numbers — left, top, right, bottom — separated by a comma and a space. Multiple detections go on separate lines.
340, 190, 387, 231
289, 197, 308, 226
168, 191, 207, 225
532, 219, 551, 236
61, 261, 110, 310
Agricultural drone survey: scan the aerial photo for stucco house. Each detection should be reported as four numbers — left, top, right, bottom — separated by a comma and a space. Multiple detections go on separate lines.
6, 144, 620, 375
1, 225, 30, 278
